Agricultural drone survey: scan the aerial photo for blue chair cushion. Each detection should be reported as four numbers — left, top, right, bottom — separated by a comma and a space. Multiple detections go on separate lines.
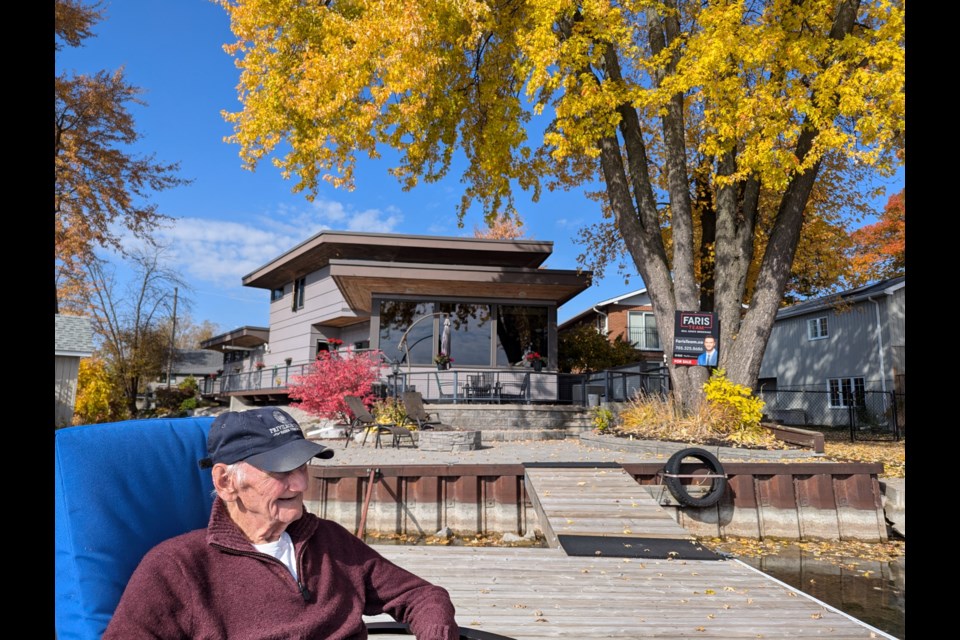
54, 416, 216, 640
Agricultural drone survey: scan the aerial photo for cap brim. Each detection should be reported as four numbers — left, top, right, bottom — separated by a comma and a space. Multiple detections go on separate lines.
245, 439, 334, 473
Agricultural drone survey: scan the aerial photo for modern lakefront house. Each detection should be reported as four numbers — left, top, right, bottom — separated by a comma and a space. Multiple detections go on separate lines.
201, 230, 593, 405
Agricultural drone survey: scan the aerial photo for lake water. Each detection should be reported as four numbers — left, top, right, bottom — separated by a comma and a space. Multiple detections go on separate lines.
735, 548, 905, 639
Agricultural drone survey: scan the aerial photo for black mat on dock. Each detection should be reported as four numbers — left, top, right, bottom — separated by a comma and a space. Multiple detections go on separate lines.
557, 535, 725, 560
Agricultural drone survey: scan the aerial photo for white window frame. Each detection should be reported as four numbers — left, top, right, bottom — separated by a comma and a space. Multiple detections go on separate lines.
827, 377, 865, 408
628, 311, 661, 351
807, 316, 828, 340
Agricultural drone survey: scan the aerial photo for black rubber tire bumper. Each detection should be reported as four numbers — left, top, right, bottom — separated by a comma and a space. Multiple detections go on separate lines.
662, 447, 727, 508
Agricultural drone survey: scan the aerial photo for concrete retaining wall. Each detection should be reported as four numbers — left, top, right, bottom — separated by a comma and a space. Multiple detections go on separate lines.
306, 461, 890, 542
430, 404, 593, 438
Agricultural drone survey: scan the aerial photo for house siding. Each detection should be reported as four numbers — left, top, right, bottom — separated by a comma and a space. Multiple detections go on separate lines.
266, 267, 362, 367
758, 281, 904, 428
759, 302, 883, 389
55, 315, 94, 428
888, 287, 905, 387
55, 355, 81, 428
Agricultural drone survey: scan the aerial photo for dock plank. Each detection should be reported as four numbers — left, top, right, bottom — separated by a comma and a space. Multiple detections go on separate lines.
524, 467, 691, 545
368, 545, 893, 639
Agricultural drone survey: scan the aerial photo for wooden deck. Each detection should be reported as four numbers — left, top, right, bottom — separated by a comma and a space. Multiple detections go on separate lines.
524, 465, 691, 547
369, 545, 895, 639
360, 464, 894, 639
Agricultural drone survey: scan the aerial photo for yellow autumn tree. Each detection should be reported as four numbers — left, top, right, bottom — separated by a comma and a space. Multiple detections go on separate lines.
55, 0, 189, 314
73, 356, 126, 425
214, 0, 904, 409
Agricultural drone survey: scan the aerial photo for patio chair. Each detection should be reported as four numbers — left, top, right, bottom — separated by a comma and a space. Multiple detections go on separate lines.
54, 416, 514, 640
344, 395, 416, 449
498, 372, 530, 403
401, 391, 454, 431
433, 371, 458, 401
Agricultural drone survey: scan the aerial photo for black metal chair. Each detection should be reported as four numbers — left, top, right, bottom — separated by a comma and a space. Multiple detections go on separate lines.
344, 395, 415, 449
463, 372, 499, 402
497, 372, 530, 403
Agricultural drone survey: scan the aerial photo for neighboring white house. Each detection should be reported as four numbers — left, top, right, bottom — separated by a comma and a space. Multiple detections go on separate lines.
55, 314, 95, 428
757, 276, 905, 427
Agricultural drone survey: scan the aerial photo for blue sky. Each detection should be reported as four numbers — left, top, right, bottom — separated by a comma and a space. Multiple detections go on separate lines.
56, 0, 904, 334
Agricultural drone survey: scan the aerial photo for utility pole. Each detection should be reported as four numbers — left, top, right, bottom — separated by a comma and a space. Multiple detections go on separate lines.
166, 287, 179, 388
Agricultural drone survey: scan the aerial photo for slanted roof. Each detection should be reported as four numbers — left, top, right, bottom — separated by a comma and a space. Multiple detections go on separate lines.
170, 349, 222, 376
55, 314, 94, 357
775, 276, 905, 320
558, 288, 651, 330
200, 326, 270, 352
329, 259, 591, 314
242, 230, 555, 290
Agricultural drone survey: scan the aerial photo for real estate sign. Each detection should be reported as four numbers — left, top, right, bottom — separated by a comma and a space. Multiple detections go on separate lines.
673, 311, 719, 367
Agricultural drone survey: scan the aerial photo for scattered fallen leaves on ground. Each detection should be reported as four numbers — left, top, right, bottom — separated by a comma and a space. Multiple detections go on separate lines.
819, 430, 905, 478
697, 536, 905, 566
363, 531, 544, 548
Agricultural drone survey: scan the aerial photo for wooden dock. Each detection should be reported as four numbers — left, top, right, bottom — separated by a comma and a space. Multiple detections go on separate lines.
361, 464, 895, 639
524, 465, 690, 547
369, 545, 896, 639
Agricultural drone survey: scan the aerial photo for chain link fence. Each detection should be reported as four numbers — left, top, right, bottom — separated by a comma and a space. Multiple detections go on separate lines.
757, 387, 903, 442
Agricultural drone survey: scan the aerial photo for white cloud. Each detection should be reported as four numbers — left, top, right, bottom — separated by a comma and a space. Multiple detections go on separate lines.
149, 199, 404, 288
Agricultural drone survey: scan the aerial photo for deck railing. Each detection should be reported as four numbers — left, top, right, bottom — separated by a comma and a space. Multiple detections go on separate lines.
203, 357, 672, 406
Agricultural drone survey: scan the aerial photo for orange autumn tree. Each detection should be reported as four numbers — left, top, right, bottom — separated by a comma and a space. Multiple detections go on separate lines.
474, 215, 528, 240
55, 0, 188, 314
848, 189, 905, 286
215, 0, 904, 410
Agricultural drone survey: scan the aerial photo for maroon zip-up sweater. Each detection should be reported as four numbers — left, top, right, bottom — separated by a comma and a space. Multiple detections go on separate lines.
104, 498, 458, 639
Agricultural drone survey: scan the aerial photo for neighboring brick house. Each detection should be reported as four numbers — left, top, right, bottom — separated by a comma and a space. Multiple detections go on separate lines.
55, 314, 95, 428
558, 288, 664, 365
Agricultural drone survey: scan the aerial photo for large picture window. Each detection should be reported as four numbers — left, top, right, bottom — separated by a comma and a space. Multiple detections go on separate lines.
496, 305, 547, 366
379, 301, 435, 366
375, 299, 549, 367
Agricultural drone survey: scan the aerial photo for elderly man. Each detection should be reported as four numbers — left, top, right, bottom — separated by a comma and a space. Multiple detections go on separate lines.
104, 407, 458, 639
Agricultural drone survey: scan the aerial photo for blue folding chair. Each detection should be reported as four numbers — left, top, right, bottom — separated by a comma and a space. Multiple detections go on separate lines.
54, 415, 516, 639
54, 417, 215, 639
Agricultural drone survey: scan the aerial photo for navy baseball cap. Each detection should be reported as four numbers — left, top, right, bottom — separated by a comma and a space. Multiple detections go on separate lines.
199, 407, 333, 472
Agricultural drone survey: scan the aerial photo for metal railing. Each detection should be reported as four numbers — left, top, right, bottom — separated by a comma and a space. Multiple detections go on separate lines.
203, 363, 314, 396
564, 364, 671, 404
203, 357, 674, 407
391, 369, 534, 404
757, 387, 903, 442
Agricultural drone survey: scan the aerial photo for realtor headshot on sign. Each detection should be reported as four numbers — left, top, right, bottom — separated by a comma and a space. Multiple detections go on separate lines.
697, 335, 718, 366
